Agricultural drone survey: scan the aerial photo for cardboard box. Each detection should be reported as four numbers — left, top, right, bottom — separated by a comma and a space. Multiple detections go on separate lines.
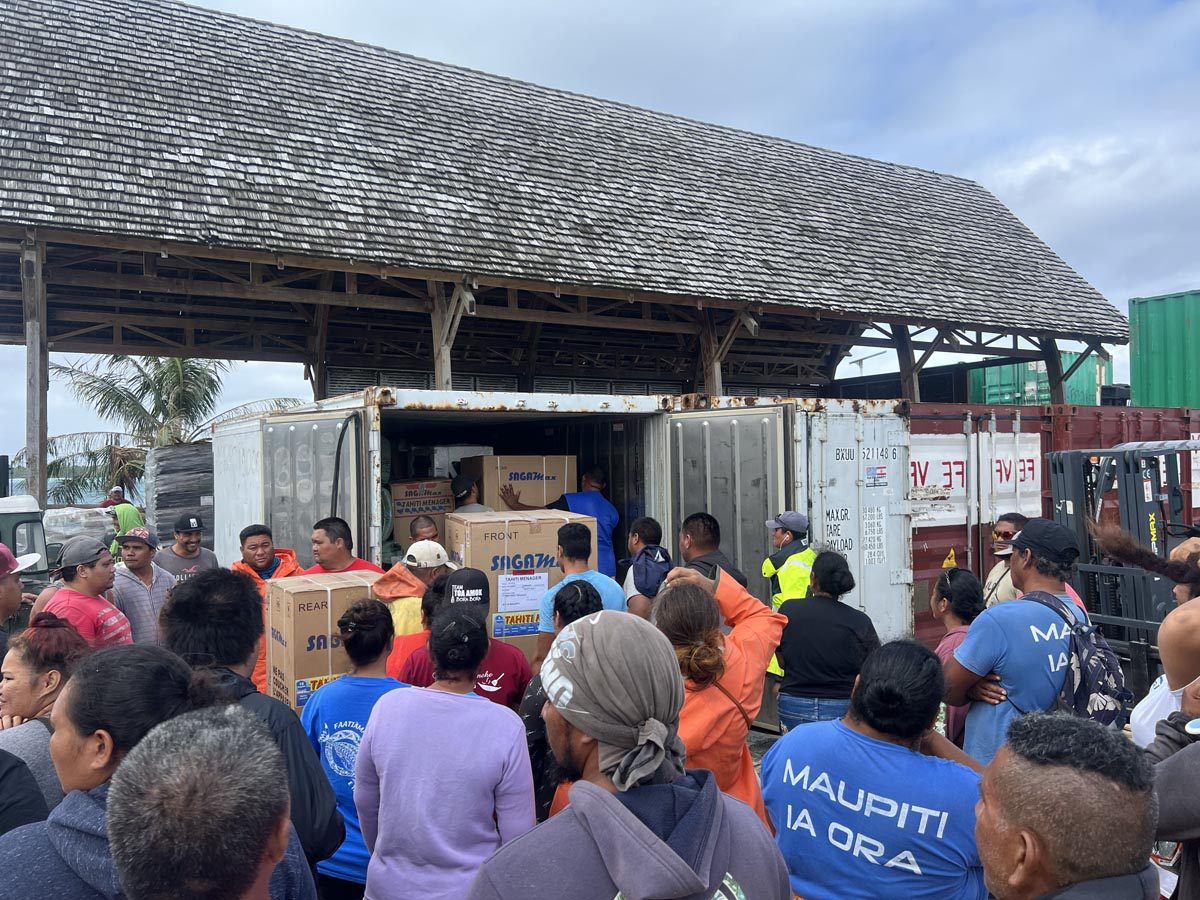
390, 478, 455, 545
458, 455, 577, 513
266, 571, 383, 711
445, 510, 596, 660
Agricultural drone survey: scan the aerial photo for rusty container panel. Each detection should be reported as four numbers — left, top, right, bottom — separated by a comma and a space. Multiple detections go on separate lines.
907, 404, 1049, 648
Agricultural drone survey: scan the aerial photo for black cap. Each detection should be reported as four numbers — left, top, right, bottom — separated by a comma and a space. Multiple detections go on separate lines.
445, 567, 490, 606
173, 513, 204, 533
1001, 518, 1080, 566
451, 473, 476, 501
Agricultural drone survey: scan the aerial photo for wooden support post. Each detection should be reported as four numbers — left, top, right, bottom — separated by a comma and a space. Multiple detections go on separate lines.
1042, 337, 1066, 404
429, 282, 453, 391
699, 314, 724, 395
894, 325, 920, 402
310, 304, 330, 401
21, 237, 47, 506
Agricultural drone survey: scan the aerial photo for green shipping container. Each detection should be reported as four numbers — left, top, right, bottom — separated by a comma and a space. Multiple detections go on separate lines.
1130, 290, 1200, 407
968, 351, 1113, 406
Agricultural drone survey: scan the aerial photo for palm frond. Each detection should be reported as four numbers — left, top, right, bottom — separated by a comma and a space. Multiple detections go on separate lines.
50, 359, 160, 439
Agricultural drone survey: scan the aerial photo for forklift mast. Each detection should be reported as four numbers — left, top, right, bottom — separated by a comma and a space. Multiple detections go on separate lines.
1048, 440, 1200, 697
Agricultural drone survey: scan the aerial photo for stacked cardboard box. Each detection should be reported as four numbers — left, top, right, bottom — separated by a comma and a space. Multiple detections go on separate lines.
444, 510, 596, 660
266, 570, 384, 711
458, 455, 577, 513
389, 478, 455, 545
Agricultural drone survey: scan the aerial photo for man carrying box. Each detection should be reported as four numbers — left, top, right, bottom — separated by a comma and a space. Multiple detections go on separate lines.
499, 466, 620, 578
304, 517, 385, 576
230, 524, 304, 694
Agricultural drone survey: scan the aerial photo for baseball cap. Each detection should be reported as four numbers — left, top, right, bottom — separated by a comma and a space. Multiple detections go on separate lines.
445, 567, 490, 606
116, 526, 159, 549
404, 540, 458, 570
109, 485, 124, 494
1000, 518, 1080, 566
766, 511, 809, 534
173, 513, 204, 533
451, 473, 477, 501
0, 543, 40, 579
57, 537, 109, 569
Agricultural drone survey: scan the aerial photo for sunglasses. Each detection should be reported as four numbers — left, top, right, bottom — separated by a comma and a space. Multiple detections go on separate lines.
992, 529, 1018, 540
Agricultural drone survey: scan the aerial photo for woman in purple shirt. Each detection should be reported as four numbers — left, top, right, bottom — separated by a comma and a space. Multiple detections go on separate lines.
354, 606, 534, 900
930, 567, 985, 748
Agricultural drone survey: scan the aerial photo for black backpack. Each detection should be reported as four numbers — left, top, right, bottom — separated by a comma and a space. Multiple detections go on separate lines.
1020, 590, 1132, 727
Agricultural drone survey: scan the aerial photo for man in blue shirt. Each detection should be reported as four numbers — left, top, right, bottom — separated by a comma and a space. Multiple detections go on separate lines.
500, 466, 620, 578
943, 518, 1079, 764
532, 523, 625, 667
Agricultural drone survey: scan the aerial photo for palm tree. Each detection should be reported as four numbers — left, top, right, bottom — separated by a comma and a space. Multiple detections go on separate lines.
18, 356, 301, 504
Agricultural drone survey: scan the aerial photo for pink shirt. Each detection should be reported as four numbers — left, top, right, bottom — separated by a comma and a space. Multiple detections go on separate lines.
935, 624, 971, 748
44, 588, 133, 649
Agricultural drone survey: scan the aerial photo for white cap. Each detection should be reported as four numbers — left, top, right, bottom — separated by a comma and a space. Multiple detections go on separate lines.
110, 485, 124, 494
404, 540, 458, 570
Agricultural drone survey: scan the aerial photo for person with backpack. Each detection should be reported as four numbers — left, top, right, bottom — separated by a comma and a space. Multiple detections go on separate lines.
618, 517, 671, 619
943, 518, 1127, 765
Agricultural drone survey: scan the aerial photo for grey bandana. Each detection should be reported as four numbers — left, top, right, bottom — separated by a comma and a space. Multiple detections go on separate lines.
541, 610, 686, 790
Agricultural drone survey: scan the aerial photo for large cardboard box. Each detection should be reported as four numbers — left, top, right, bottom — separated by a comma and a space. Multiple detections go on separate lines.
266, 571, 383, 711
390, 478, 455, 545
458, 455, 577, 513
445, 510, 596, 660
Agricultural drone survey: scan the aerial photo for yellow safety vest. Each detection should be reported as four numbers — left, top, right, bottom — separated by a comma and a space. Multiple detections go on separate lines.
763, 543, 815, 678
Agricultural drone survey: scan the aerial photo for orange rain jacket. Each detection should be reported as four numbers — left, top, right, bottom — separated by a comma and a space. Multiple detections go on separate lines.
231, 548, 304, 694
677, 569, 786, 827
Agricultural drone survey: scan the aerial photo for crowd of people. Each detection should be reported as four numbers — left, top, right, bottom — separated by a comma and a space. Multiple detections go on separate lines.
0, 480, 1194, 899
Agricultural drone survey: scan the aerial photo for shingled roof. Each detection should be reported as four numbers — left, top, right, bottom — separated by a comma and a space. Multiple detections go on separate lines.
0, 0, 1127, 341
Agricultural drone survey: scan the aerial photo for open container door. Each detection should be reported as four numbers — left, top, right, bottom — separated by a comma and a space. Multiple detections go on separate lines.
803, 403, 912, 640
665, 405, 790, 600
664, 403, 791, 732
258, 407, 369, 569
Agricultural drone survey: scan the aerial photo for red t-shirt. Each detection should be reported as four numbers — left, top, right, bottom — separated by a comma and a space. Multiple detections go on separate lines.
386, 629, 430, 681
44, 588, 133, 649
399, 641, 532, 709
301, 558, 385, 576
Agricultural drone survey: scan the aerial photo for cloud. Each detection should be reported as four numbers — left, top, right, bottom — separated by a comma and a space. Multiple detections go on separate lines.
3, 0, 1195, 460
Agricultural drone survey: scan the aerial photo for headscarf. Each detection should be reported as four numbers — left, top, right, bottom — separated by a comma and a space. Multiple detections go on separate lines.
540, 610, 686, 790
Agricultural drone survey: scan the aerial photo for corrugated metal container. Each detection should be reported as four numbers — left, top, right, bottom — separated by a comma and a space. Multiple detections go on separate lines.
1130, 290, 1200, 407
967, 352, 1113, 406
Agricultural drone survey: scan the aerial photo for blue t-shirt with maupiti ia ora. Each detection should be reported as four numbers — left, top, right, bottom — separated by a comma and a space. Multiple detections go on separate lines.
300, 674, 408, 883
762, 720, 986, 900
953, 597, 1073, 765
537, 570, 626, 633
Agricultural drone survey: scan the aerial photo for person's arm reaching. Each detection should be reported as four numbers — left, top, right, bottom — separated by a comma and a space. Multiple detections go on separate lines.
710, 568, 787, 685
919, 729, 983, 774
354, 714, 381, 854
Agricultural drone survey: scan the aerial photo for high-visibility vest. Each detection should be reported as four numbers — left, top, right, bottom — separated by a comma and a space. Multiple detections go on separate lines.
762, 544, 816, 610
763, 543, 815, 678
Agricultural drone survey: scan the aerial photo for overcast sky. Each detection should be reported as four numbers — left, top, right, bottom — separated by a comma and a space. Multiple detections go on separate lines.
3, 0, 1198, 459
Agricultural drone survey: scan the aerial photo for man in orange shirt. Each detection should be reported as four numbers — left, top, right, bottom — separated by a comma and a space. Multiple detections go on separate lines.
230, 524, 303, 693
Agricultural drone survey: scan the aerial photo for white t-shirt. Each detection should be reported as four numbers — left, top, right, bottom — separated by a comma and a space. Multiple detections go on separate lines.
623, 567, 640, 600
1130, 673, 1184, 747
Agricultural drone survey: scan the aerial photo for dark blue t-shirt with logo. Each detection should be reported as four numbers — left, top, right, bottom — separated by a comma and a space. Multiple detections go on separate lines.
301, 674, 408, 883
762, 720, 986, 900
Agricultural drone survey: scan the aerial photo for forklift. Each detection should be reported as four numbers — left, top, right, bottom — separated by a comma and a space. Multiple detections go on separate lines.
1048, 439, 1200, 699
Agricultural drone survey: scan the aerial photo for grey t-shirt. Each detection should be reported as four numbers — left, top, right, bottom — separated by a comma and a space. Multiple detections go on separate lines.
154, 546, 221, 582
0, 719, 60, 809
455, 503, 494, 513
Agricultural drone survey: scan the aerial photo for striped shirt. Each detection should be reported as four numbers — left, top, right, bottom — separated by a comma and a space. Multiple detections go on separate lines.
43, 588, 132, 648
111, 562, 176, 644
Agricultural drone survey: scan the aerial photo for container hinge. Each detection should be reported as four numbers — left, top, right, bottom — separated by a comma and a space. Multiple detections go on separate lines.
888, 500, 911, 516
890, 568, 914, 586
